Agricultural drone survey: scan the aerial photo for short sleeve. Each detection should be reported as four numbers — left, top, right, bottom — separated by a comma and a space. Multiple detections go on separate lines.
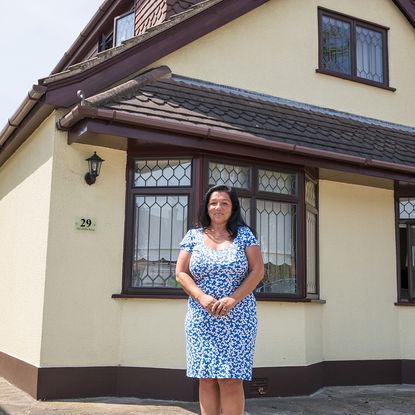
179, 229, 196, 253
239, 226, 259, 248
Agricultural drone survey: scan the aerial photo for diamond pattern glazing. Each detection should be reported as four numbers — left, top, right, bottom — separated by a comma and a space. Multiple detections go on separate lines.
134, 159, 191, 187
305, 180, 317, 207
132, 195, 188, 288
400, 198, 415, 220
255, 200, 297, 294
356, 26, 383, 83
239, 197, 251, 226
208, 162, 250, 189
258, 169, 296, 195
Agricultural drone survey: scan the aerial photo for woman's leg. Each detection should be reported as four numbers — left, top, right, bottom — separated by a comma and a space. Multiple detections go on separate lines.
199, 378, 221, 415
217, 378, 244, 415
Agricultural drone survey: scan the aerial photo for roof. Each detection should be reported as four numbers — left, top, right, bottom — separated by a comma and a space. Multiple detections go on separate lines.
58, 67, 415, 176
0, 0, 266, 167
1, 0, 415, 169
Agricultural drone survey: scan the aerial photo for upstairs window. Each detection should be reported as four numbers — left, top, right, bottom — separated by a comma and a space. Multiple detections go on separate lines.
98, 4, 135, 52
114, 11, 135, 47
318, 8, 390, 88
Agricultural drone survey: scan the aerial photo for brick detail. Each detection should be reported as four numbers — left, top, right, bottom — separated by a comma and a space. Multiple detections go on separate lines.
135, 0, 204, 35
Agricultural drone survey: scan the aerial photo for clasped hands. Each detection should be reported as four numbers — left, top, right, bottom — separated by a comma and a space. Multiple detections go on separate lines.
198, 294, 237, 316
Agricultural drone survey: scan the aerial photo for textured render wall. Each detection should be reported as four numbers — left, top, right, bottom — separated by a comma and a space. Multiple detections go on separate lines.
40, 121, 127, 367
0, 115, 54, 366
153, 0, 415, 128
118, 299, 188, 368
319, 181, 401, 361
255, 302, 324, 367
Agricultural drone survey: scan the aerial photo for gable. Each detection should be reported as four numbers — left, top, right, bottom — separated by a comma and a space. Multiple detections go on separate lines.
150, 0, 415, 128
2, 0, 415, 169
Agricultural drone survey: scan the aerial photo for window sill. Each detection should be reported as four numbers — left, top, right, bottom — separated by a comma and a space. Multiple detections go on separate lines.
395, 301, 415, 306
112, 293, 326, 304
315, 68, 396, 92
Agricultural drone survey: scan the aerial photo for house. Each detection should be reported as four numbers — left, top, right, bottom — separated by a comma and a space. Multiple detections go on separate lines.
1, 0, 415, 401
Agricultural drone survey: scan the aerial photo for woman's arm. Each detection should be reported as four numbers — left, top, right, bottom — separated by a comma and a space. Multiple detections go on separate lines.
211, 245, 264, 316
175, 249, 217, 313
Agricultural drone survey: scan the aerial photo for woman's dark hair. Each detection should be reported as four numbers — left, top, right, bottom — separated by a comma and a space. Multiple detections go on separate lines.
199, 185, 250, 239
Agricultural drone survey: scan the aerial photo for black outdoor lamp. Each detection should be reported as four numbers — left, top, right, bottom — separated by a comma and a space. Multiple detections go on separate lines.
85, 152, 104, 185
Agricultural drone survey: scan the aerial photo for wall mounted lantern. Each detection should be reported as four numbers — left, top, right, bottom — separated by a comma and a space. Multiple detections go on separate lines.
85, 152, 104, 185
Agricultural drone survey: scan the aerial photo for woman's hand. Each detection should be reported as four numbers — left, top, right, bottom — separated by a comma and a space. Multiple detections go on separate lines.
198, 294, 218, 315
211, 296, 237, 317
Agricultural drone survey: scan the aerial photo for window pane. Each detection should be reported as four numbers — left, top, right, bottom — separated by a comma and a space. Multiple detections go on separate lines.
305, 179, 317, 207
132, 195, 188, 288
208, 162, 250, 189
255, 200, 297, 294
239, 197, 251, 226
356, 26, 384, 83
134, 159, 192, 187
321, 15, 351, 75
258, 169, 297, 195
410, 226, 415, 299
115, 12, 134, 47
399, 198, 415, 219
399, 225, 408, 300
306, 210, 317, 294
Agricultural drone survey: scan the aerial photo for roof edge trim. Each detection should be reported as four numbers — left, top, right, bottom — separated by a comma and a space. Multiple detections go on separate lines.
85, 66, 172, 106
57, 105, 415, 176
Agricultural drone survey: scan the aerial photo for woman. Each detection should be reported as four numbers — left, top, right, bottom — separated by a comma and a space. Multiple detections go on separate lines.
176, 185, 264, 415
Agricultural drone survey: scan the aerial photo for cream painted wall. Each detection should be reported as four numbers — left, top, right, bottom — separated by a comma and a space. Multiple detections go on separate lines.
0, 115, 55, 366
40, 169, 412, 368
39, 116, 127, 366
319, 180, 400, 361
118, 299, 188, 368
152, 0, 415, 127
255, 302, 324, 367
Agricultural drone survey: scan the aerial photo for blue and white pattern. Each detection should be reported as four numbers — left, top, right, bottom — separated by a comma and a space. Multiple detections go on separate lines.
180, 226, 259, 380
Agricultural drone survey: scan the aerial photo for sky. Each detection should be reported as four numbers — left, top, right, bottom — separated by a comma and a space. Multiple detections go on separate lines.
0, 1, 103, 127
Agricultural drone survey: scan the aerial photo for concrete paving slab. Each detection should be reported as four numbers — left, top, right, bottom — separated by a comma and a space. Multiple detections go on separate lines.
1, 377, 415, 414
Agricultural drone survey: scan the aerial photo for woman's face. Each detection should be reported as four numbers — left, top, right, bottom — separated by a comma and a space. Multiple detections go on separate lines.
207, 191, 233, 226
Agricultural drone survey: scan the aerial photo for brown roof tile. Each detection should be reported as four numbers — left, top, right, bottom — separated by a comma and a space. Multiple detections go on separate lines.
88, 76, 415, 167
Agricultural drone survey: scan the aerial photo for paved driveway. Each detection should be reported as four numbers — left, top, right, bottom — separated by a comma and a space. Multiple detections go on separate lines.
1, 377, 415, 414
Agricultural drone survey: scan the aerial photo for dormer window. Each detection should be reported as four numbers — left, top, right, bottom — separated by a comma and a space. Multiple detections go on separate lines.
317, 8, 392, 89
114, 11, 135, 47
99, 31, 114, 52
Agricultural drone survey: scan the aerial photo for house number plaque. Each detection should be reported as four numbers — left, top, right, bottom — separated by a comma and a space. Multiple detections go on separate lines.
75, 217, 96, 231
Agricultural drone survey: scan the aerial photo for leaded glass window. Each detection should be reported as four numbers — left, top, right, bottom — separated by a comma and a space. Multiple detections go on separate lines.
256, 201, 297, 294
208, 162, 250, 189
126, 156, 318, 299
306, 179, 318, 295
318, 8, 389, 87
356, 26, 384, 83
321, 15, 351, 75
399, 198, 415, 220
258, 169, 297, 195
134, 159, 191, 187
306, 179, 317, 208
114, 11, 135, 47
396, 190, 415, 303
239, 197, 251, 226
132, 195, 188, 288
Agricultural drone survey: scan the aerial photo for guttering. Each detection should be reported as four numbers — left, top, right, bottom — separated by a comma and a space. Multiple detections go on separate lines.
0, 85, 48, 147
57, 105, 415, 176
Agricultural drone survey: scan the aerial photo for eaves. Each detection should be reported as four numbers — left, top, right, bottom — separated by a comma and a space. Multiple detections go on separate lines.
0, 0, 268, 168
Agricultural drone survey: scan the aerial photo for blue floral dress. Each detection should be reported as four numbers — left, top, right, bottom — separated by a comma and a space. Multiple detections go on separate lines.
179, 226, 259, 380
